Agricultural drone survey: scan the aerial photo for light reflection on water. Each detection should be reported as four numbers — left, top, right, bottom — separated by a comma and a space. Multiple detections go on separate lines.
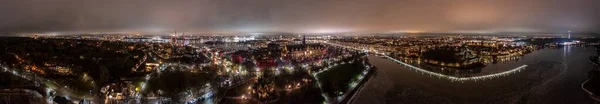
400, 46, 584, 77
384, 54, 528, 82
353, 46, 596, 104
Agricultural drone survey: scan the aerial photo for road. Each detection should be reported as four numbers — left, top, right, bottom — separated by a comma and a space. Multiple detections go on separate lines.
1, 64, 97, 102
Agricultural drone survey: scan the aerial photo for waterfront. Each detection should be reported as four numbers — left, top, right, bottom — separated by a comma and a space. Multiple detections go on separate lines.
354, 46, 598, 103
2, 35, 599, 103
1, 0, 600, 103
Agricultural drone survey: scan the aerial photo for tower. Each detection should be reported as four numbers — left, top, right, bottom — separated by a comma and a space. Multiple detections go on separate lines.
302, 35, 307, 51
302, 35, 306, 45
568, 30, 571, 39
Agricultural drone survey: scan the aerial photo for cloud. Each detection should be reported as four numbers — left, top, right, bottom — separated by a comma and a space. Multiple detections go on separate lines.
0, 0, 598, 33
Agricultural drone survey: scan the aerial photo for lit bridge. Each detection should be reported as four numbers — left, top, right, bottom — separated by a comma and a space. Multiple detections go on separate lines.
322, 41, 529, 82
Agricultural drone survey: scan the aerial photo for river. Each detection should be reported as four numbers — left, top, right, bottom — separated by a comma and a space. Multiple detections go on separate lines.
353, 46, 598, 103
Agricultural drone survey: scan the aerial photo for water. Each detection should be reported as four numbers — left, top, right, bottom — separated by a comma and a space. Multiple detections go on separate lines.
353, 46, 598, 103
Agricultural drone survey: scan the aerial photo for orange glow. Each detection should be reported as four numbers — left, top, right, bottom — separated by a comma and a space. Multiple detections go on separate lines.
404, 30, 423, 33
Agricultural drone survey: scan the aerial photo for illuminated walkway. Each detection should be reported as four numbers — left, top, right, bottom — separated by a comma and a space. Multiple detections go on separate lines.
322, 41, 529, 82
384, 55, 528, 82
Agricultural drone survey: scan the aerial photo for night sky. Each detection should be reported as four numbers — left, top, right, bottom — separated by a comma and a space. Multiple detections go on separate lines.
1, 0, 599, 34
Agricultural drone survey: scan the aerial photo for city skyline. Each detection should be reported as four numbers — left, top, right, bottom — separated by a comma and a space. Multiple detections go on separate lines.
2, 0, 600, 103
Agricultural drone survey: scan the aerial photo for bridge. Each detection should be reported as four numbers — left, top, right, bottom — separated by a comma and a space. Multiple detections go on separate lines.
321, 41, 529, 82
